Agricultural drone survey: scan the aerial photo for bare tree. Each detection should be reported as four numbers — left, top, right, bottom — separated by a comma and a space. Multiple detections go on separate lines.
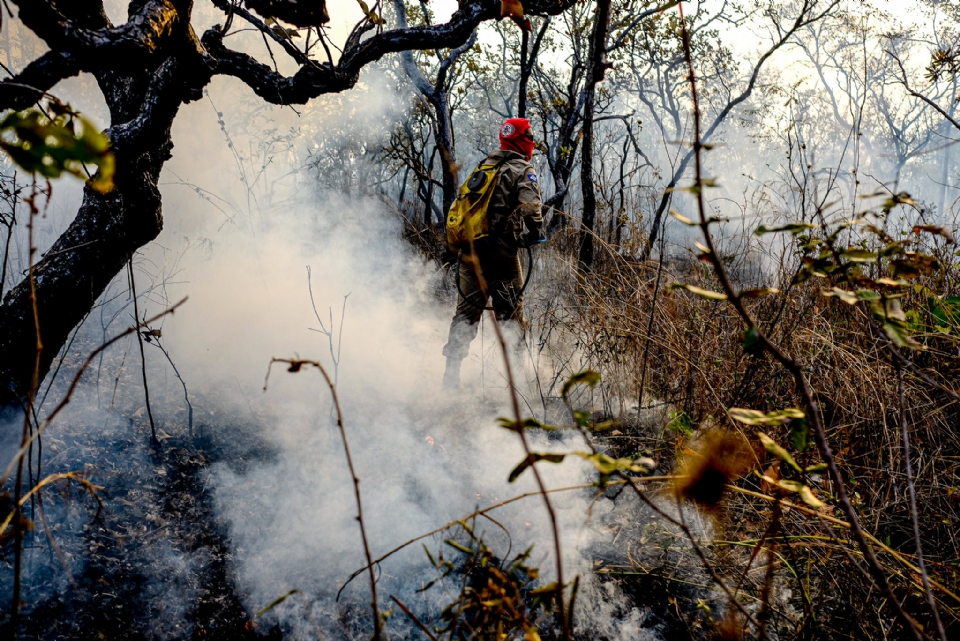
640, 0, 840, 258
578, 0, 613, 270
395, 0, 478, 217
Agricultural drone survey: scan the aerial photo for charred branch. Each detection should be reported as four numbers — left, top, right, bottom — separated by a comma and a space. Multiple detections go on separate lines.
0, 51, 81, 112
245, 0, 330, 27
11, 0, 182, 70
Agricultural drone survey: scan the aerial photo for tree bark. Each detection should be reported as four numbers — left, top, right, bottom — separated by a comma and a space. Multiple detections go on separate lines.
577, 0, 612, 271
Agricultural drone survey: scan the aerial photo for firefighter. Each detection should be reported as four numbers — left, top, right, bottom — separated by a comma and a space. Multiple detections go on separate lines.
442, 117, 545, 389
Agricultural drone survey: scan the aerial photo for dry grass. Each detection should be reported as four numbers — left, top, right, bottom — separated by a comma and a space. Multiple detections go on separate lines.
514, 223, 960, 638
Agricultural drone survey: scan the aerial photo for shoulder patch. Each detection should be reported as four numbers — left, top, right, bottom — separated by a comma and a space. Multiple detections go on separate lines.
527, 172, 538, 183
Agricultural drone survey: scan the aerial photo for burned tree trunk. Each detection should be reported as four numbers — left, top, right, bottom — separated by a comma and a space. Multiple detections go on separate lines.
577, 0, 612, 271
0, 1, 208, 405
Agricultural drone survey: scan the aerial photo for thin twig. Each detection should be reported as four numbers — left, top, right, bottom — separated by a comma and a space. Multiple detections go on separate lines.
898, 361, 948, 641
391, 595, 440, 641
128, 259, 157, 442
485, 309, 570, 641
150, 336, 194, 437
264, 358, 381, 639
12, 178, 45, 634
338, 477, 677, 601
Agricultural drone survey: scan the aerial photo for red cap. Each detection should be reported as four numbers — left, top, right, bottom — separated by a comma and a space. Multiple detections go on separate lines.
499, 117, 535, 161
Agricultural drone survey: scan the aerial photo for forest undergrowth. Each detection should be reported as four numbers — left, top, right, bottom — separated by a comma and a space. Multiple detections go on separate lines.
402, 130, 960, 640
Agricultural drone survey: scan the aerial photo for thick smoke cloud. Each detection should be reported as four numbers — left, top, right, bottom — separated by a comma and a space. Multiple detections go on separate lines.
0, 46, 678, 636
155, 72, 661, 638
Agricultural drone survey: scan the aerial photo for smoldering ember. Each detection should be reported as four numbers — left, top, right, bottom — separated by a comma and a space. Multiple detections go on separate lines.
0, 0, 958, 639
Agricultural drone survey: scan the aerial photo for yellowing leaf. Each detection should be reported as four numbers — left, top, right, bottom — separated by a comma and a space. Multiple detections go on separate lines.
824, 288, 879, 305
760, 476, 827, 508
738, 287, 780, 299
501, 0, 525, 18
501, 0, 531, 30
798, 484, 826, 508
757, 432, 801, 473
669, 209, 695, 225
560, 369, 601, 398
728, 407, 804, 426
669, 283, 728, 300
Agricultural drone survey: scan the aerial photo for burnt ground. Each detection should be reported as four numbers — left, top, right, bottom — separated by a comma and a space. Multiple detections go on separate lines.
3, 410, 284, 641
2, 399, 712, 641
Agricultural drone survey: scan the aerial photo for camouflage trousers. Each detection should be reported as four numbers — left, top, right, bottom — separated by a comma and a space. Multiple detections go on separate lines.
442, 248, 524, 361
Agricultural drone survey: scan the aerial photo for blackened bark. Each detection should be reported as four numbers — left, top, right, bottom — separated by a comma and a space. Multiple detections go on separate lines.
0, 51, 81, 111
0, 41, 205, 407
577, 0, 612, 271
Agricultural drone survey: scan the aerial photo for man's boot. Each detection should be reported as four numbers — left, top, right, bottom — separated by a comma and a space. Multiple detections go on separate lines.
442, 357, 462, 391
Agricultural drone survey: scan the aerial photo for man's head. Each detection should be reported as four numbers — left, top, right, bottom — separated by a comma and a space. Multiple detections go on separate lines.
499, 117, 535, 161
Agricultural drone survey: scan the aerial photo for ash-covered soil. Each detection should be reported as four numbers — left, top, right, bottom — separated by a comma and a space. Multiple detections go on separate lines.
3, 410, 283, 640
3, 396, 714, 641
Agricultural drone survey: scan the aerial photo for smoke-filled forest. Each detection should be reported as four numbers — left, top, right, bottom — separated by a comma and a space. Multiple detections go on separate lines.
0, 0, 958, 639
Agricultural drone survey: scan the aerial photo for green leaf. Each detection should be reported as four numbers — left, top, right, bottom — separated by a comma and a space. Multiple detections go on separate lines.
528, 581, 559, 596
574, 451, 653, 476
423, 544, 437, 567
870, 296, 906, 322
508, 452, 567, 483
669, 283, 728, 300
754, 223, 817, 235
498, 416, 557, 431
444, 539, 475, 555
789, 417, 811, 452
572, 409, 591, 428
560, 369, 601, 398
741, 326, 763, 356
838, 248, 876, 262
824, 288, 880, 305
881, 321, 924, 350
0, 104, 114, 192
758, 432, 802, 473
805, 462, 828, 474
257, 590, 299, 617
665, 410, 693, 436
728, 407, 805, 426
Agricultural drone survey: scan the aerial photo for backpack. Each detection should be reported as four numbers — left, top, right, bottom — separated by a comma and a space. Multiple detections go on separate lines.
445, 157, 509, 251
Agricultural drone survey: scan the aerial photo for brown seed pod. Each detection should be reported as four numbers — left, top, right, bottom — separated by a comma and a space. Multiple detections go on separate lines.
675, 429, 757, 509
